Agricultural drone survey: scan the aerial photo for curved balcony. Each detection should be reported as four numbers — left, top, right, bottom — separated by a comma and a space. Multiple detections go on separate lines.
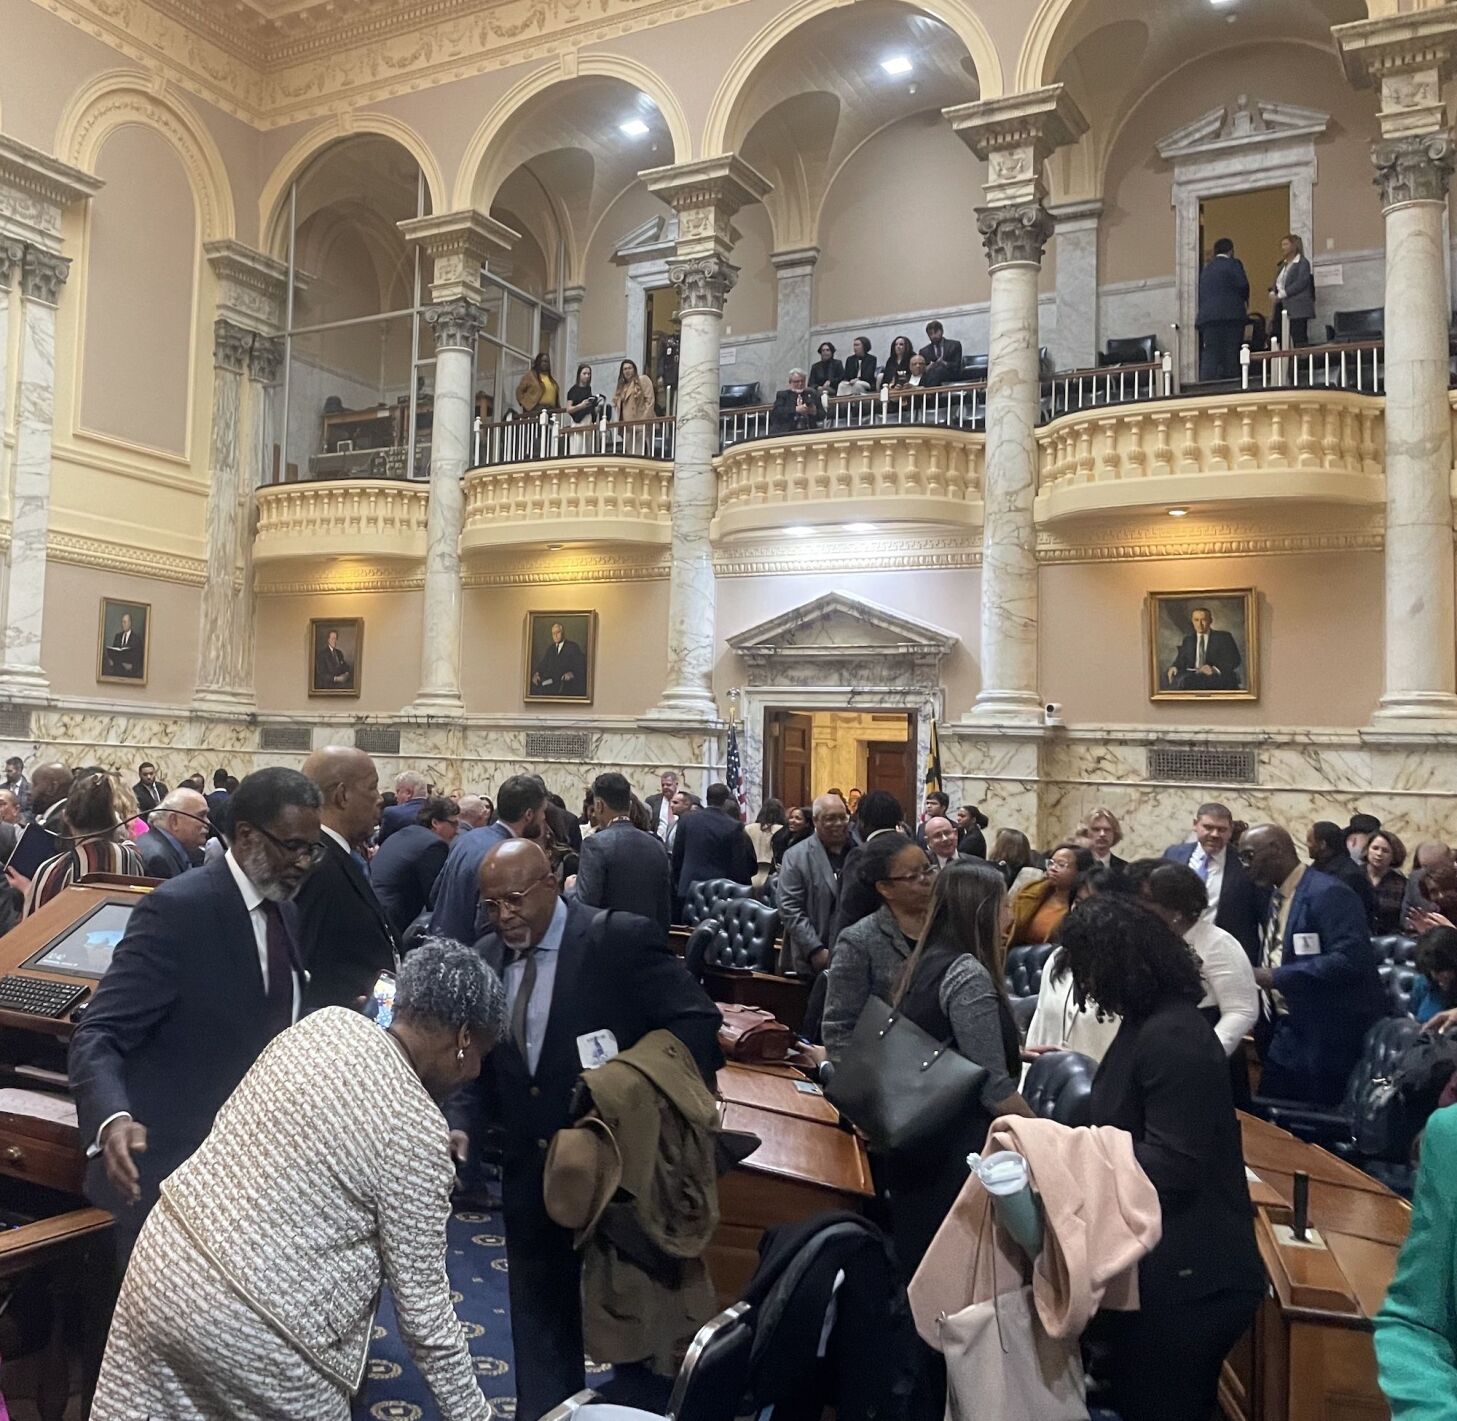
461, 457, 673, 552
1034, 389, 1385, 524
254, 479, 429, 565
710, 424, 985, 540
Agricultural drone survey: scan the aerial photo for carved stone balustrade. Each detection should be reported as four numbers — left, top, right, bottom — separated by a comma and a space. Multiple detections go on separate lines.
710, 426, 985, 540
254, 480, 429, 565
461, 457, 673, 552
1035, 390, 1385, 523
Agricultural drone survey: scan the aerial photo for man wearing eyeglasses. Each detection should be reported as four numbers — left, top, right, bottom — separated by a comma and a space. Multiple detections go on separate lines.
70, 767, 325, 1260
445, 837, 722, 1421
138, 787, 210, 879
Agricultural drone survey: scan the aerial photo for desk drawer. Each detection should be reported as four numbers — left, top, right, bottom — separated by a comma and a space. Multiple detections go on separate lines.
0, 1130, 84, 1195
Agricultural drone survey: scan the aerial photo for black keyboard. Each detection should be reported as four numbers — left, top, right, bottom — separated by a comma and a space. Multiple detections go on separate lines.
0, 975, 86, 1018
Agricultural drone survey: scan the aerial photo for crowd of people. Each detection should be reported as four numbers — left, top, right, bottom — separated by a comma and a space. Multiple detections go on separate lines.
0, 747, 1447, 1420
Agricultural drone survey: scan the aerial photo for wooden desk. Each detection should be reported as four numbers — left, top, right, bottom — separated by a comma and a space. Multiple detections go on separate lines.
1222, 1112, 1408, 1421
717, 1062, 839, 1126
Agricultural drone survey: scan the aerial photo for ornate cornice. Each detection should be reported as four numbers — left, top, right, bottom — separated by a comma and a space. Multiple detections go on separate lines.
1373, 132, 1455, 208
464, 547, 671, 588
1035, 510, 1384, 564
400, 210, 516, 305
976, 203, 1055, 270
668, 256, 737, 317
0, 133, 103, 249
642, 156, 772, 263
945, 85, 1088, 208
257, 568, 426, 595
205, 239, 288, 334
47, 531, 206, 584
714, 531, 981, 578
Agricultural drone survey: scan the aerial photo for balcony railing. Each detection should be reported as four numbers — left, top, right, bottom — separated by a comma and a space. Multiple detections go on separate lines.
1242, 339, 1385, 395
1044, 356, 1174, 417
719, 381, 988, 451
472, 413, 675, 468
254, 479, 430, 563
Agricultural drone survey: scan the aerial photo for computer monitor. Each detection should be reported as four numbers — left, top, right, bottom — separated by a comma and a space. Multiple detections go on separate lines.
22, 899, 135, 980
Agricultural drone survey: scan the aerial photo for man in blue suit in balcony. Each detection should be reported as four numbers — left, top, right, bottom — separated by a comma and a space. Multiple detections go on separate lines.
1196, 236, 1249, 382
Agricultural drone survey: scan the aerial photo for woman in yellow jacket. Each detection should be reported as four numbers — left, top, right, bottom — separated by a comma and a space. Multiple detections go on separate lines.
516, 352, 560, 415
1005, 843, 1093, 948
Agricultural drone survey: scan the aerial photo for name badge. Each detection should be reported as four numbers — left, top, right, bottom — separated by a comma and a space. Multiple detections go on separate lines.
1293, 933, 1321, 957
577, 1029, 619, 1069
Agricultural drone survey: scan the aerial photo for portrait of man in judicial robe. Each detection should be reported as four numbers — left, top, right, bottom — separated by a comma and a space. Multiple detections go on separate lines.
525, 611, 595, 703
308, 619, 362, 698
97, 599, 150, 685
1149, 589, 1258, 701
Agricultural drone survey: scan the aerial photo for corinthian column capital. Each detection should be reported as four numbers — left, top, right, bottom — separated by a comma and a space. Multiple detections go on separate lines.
213, 318, 252, 374
425, 297, 486, 351
669, 254, 738, 315
1373, 131, 1455, 208
19, 248, 69, 305
976, 203, 1056, 270
249, 334, 285, 386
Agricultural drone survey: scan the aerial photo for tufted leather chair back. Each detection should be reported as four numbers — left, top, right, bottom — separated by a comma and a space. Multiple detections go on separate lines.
759, 874, 780, 909
685, 917, 727, 980
708, 898, 782, 973
1385, 964, 1419, 1018
1022, 1050, 1097, 1127
684, 878, 753, 927
1372, 934, 1417, 966
1004, 942, 1057, 1000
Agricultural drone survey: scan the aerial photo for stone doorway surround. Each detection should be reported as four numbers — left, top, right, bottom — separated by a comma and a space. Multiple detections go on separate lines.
1156, 97, 1329, 382
725, 591, 955, 809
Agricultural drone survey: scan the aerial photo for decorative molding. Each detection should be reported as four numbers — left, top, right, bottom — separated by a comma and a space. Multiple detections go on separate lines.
463, 547, 671, 588
205, 238, 288, 334
714, 530, 982, 577
1156, 97, 1331, 161
1373, 132, 1455, 208
256, 568, 426, 595
400, 210, 516, 305
642, 156, 772, 263
255, 481, 430, 565
668, 255, 737, 316
46, 531, 206, 584
976, 203, 1055, 270
18, 248, 70, 305
423, 297, 487, 351
1035, 509, 1385, 564
0, 133, 103, 250
213, 318, 252, 374
248, 334, 284, 385
945, 85, 1087, 208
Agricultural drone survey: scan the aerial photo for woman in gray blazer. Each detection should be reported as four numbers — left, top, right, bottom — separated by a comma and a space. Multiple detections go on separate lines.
1269, 233, 1316, 347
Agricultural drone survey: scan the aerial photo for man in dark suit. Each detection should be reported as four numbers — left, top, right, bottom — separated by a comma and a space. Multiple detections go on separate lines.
68, 767, 322, 1254
1084, 806, 1127, 872
132, 762, 167, 815
445, 839, 722, 1421
645, 770, 679, 843
768, 369, 824, 434
103, 613, 144, 679
925, 815, 976, 873
1164, 801, 1268, 963
293, 746, 398, 1012
531, 621, 587, 697
1307, 820, 1378, 929
1166, 605, 1242, 691
670, 782, 756, 918
428, 774, 547, 945
137, 787, 209, 879
919, 319, 964, 386
314, 627, 353, 691
1239, 823, 1386, 1105
575, 771, 672, 931
370, 794, 458, 936
1196, 237, 1249, 381
204, 768, 232, 835
378, 770, 428, 843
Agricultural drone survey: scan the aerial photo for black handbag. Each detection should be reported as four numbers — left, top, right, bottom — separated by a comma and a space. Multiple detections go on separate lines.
825, 995, 988, 1154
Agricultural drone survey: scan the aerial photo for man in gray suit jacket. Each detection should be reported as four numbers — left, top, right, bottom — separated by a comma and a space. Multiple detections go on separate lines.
574, 772, 672, 932
777, 793, 851, 975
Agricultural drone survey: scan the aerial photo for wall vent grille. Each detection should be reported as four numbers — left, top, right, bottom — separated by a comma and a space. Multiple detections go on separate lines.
1147, 746, 1258, 784
259, 725, 312, 753
0, 706, 33, 740
525, 730, 593, 761
355, 724, 402, 756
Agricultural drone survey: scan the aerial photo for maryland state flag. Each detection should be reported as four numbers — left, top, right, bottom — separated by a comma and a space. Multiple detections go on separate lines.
924, 719, 943, 796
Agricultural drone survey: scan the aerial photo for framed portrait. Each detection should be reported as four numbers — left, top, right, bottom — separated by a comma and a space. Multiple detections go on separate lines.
1148, 588, 1258, 701
309, 618, 363, 698
97, 598, 151, 686
524, 610, 596, 703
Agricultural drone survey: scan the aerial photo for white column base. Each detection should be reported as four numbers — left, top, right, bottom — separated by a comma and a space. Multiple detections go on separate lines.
408, 689, 467, 719
0, 667, 49, 702
192, 687, 256, 716
1371, 692, 1457, 726
966, 689, 1047, 727
644, 687, 721, 726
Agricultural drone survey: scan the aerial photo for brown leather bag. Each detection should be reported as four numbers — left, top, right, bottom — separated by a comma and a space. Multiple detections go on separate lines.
717, 1003, 794, 1063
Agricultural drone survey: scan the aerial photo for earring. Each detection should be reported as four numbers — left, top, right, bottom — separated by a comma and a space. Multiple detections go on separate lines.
456, 1047, 466, 1061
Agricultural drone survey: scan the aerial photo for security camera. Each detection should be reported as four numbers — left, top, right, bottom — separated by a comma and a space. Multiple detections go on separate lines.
1044, 702, 1065, 728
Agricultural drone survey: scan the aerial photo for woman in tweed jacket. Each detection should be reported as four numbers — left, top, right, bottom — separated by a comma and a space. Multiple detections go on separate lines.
93, 940, 506, 1421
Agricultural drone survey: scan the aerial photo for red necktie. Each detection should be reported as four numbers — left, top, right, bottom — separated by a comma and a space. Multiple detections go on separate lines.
261, 901, 297, 1035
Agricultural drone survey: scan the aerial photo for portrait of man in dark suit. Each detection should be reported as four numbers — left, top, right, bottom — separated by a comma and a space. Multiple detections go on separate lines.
525, 611, 594, 702
1150, 590, 1257, 700
98, 599, 150, 684
308, 619, 362, 698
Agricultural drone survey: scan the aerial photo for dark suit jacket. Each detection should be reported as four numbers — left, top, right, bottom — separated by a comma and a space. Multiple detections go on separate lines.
428, 821, 513, 945
644, 793, 672, 841
769, 387, 824, 434
314, 644, 352, 689
842, 353, 878, 387
670, 807, 757, 901
370, 823, 450, 937
1162, 842, 1268, 963
1090, 999, 1264, 1305
204, 788, 230, 835
132, 780, 167, 814
137, 826, 193, 880
808, 358, 844, 391
1260, 868, 1386, 1099
291, 833, 399, 1012
1196, 254, 1249, 327
378, 799, 423, 844
918, 336, 964, 383
1168, 628, 1242, 688
445, 902, 723, 1181
1312, 854, 1378, 930
104, 630, 144, 678
67, 858, 304, 1241
574, 820, 672, 932
533, 639, 587, 695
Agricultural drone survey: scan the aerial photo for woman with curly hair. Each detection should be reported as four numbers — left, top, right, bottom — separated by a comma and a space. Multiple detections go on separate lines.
1059, 896, 1263, 1421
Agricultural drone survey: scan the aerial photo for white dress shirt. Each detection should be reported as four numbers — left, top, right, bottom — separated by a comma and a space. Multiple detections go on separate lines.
502, 896, 568, 1075
1184, 917, 1259, 1056
1191, 843, 1226, 921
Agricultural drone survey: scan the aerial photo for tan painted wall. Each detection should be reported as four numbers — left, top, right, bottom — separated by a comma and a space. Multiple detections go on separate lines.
577, 182, 672, 356
39, 562, 201, 703
815, 113, 989, 324
78, 126, 197, 455
1039, 550, 1384, 728
1101, 42, 1384, 286
724, 202, 775, 336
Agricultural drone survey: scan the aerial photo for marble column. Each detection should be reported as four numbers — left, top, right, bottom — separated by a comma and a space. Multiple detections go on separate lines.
0, 240, 21, 497
193, 319, 253, 710
640, 157, 772, 724
946, 88, 1086, 726
1048, 200, 1101, 370
1338, 12, 1457, 723
0, 248, 70, 699
560, 284, 587, 381
237, 336, 284, 704
769, 246, 819, 387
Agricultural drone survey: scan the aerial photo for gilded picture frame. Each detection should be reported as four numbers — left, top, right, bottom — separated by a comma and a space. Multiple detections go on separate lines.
524, 611, 597, 704
1148, 588, 1259, 702
309, 618, 363, 698
97, 598, 151, 686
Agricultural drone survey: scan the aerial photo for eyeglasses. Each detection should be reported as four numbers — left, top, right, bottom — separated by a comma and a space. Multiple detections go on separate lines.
243, 821, 326, 865
1236, 847, 1257, 865
882, 864, 936, 885
482, 871, 555, 921
817, 814, 850, 827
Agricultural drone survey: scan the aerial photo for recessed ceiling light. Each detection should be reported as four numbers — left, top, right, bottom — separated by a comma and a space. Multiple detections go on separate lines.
1167, 507, 1189, 518
881, 55, 913, 76
843, 522, 876, 534
1208, 0, 1237, 7
619, 118, 650, 138
787, 525, 815, 537
548, 542, 563, 549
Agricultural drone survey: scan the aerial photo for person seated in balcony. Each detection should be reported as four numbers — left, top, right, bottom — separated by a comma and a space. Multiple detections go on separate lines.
769, 368, 824, 434
836, 336, 877, 395
808, 341, 844, 395
919, 319, 963, 386
564, 364, 601, 425
878, 335, 915, 389
614, 358, 656, 422
516, 353, 560, 416
1196, 237, 1249, 382
1269, 233, 1315, 348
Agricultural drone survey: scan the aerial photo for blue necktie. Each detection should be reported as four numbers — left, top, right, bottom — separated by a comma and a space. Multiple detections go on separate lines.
1194, 851, 1209, 882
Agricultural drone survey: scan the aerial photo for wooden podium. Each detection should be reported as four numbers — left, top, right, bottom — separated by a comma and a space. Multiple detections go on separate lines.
1222, 1111, 1409, 1421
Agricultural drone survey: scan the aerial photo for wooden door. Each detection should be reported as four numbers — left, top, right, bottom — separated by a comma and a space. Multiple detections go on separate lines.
866, 741, 910, 805
766, 711, 813, 808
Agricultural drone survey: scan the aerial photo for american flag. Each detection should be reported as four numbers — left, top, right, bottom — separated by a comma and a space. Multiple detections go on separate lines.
726, 724, 746, 811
